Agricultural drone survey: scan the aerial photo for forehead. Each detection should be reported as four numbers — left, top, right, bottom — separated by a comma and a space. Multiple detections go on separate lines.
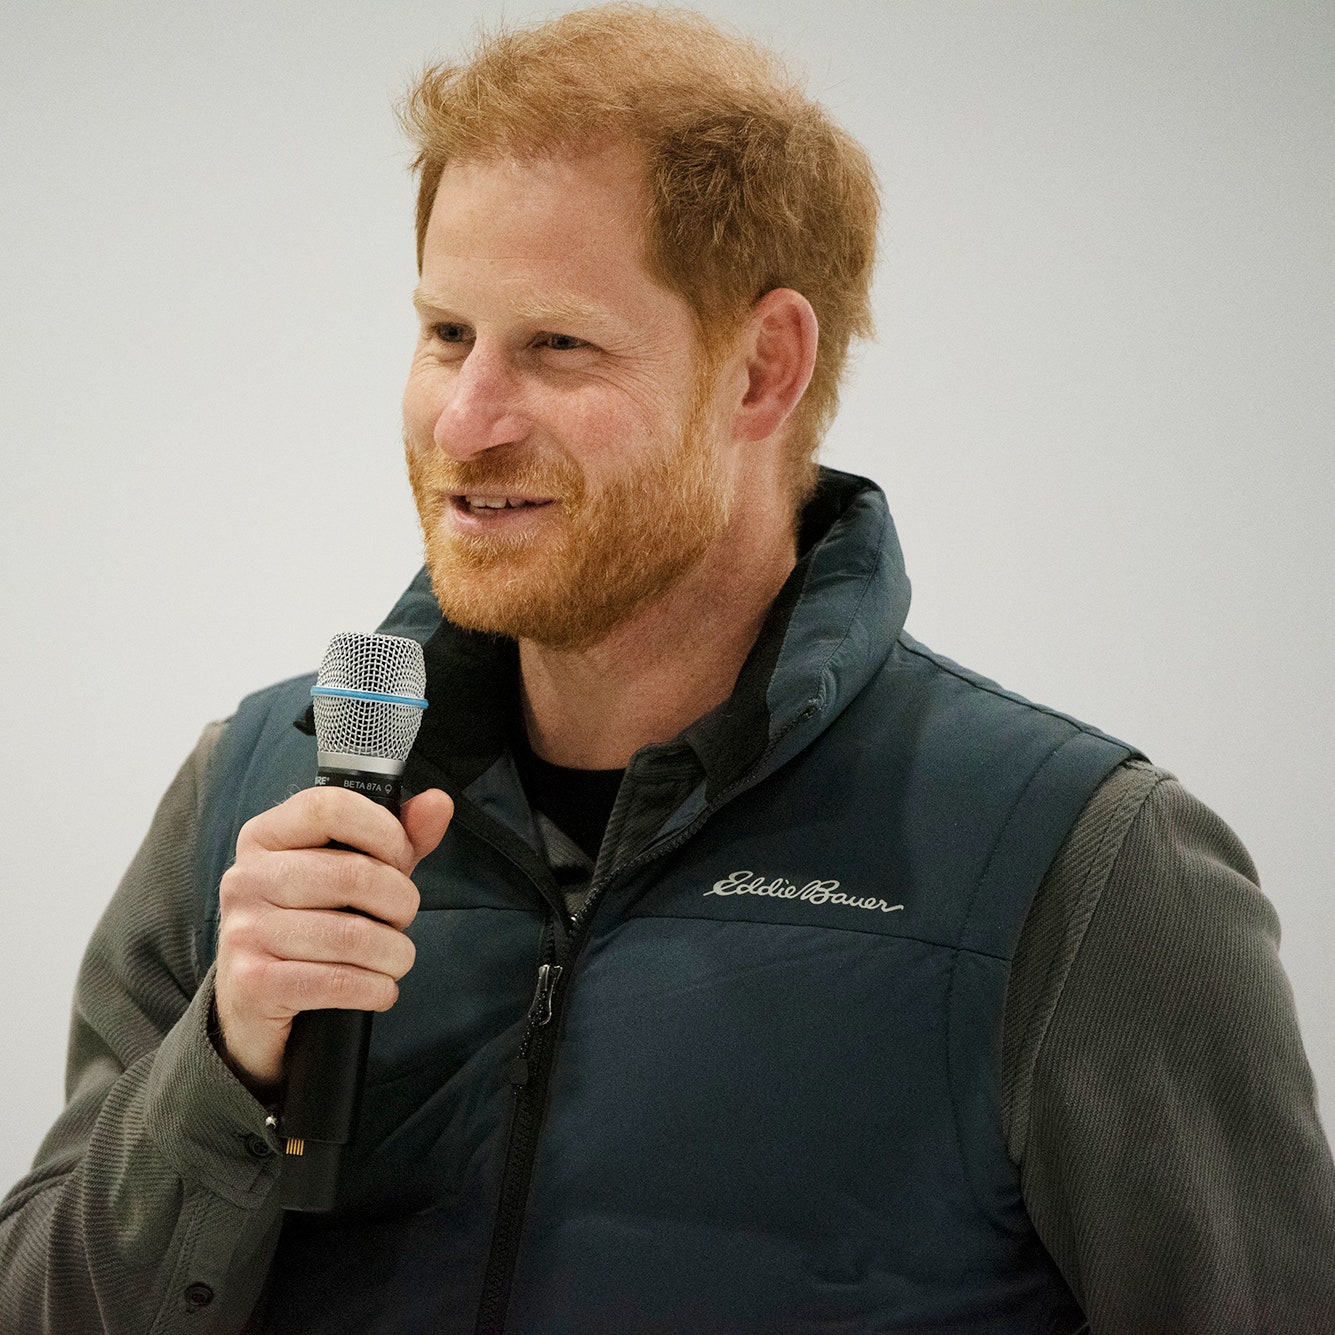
418, 147, 690, 334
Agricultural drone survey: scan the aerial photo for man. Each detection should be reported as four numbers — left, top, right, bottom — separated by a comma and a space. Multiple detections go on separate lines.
2, 6, 1333, 1332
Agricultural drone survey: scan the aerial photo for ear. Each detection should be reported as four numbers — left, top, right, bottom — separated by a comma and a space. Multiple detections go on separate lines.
729, 288, 819, 444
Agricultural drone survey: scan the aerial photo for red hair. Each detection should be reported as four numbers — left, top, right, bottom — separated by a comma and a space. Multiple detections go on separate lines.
398, 4, 880, 502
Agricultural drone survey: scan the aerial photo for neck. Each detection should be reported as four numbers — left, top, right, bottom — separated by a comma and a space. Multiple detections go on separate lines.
519, 515, 796, 770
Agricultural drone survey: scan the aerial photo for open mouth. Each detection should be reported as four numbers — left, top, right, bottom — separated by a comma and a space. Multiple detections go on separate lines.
451, 494, 555, 514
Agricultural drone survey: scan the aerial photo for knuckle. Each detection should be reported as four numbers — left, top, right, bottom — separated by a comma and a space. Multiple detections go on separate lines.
349, 860, 406, 925
284, 786, 343, 843
345, 853, 382, 901
217, 907, 252, 955
325, 962, 363, 1004
316, 962, 396, 1012
277, 848, 341, 909
224, 951, 269, 1002
308, 784, 345, 823
328, 911, 366, 960
218, 864, 251, 912
233, 810, 264, 853
221, 852, 284, 913
293, 963, 336, 1009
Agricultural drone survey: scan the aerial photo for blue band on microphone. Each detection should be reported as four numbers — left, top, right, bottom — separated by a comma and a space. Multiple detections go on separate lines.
311, 686, 429, 710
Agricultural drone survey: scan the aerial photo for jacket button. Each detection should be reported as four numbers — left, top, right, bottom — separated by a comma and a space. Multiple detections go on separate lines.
244, 1133, 273, 1158
183, 1283, 214, 1308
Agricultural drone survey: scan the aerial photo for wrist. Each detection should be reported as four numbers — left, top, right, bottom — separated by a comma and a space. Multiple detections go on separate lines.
207, 992, 282, 1105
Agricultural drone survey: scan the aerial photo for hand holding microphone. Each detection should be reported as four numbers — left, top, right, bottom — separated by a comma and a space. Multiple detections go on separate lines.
213, 632, 451, 1210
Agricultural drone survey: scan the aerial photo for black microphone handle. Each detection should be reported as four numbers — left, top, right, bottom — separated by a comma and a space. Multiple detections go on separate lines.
276, 764, 403, 1213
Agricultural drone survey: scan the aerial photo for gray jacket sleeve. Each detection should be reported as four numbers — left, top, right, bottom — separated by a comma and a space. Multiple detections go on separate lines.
0, 723, 284, 1334
1005, 760, 1335, 1332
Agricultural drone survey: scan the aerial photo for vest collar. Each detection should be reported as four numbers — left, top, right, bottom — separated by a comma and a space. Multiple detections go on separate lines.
683, 467, 909, 797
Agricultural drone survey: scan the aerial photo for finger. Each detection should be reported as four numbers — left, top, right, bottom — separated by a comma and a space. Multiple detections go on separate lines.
253, 906, 417, 978
237, 848, 420, 928
401, 788, 454, 869
237, 785, 417, 872
237, 956, 404, 1019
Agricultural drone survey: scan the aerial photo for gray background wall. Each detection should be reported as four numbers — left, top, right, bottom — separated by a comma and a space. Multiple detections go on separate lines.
2, 0, 1331, 1196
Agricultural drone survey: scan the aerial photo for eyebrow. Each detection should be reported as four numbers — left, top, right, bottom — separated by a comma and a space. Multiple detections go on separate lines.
411, 287, 613, 329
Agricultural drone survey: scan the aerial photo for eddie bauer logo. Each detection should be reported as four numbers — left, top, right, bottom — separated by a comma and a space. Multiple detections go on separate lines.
705, 870, 903, 915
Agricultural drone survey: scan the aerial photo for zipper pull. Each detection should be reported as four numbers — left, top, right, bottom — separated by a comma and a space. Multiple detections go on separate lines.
527, 963, 563, 1027
508, 963, 564, 1087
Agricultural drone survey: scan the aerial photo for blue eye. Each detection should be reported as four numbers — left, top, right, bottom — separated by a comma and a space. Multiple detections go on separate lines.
433, 323, 470, 343
543, 333, 585, 351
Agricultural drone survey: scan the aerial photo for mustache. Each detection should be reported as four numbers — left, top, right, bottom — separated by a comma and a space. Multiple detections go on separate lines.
404, 436, 585, 500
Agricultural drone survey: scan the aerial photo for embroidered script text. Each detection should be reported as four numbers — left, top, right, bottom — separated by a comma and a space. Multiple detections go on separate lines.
705, 870, 903, 915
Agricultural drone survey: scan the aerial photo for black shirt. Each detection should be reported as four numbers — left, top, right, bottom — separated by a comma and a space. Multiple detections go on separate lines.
511, 732, 624, 863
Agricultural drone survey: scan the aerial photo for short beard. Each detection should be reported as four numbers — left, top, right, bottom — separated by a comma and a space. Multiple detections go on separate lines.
404, 375, 732, 651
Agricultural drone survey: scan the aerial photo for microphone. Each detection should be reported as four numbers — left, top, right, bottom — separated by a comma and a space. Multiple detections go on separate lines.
276, 631, 429, 1213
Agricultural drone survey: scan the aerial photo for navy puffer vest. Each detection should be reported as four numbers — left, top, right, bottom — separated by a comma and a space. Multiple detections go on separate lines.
195, 471, 1136, 1333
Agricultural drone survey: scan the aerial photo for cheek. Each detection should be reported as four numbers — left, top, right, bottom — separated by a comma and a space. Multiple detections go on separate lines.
402, 351, 455, 440
401, 371, 432, 438
558, 384, 675, 461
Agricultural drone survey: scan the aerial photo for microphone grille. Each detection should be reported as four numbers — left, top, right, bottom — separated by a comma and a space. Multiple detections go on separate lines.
313, 632, 427, 762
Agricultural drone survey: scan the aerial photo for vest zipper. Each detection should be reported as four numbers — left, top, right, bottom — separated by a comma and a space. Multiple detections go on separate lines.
472, 839, 707, 1333
475, 923, 562, 1335
472, 720, 811, 1333
505, 962, 563, 1089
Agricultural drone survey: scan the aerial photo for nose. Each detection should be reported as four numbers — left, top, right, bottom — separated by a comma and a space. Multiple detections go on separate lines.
430, 342, 531, 462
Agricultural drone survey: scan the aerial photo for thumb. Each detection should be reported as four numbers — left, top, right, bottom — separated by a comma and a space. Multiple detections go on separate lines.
401, 788, 454, 868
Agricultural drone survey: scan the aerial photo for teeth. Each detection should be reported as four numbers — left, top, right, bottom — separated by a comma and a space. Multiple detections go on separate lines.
465, 496, 527, 510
